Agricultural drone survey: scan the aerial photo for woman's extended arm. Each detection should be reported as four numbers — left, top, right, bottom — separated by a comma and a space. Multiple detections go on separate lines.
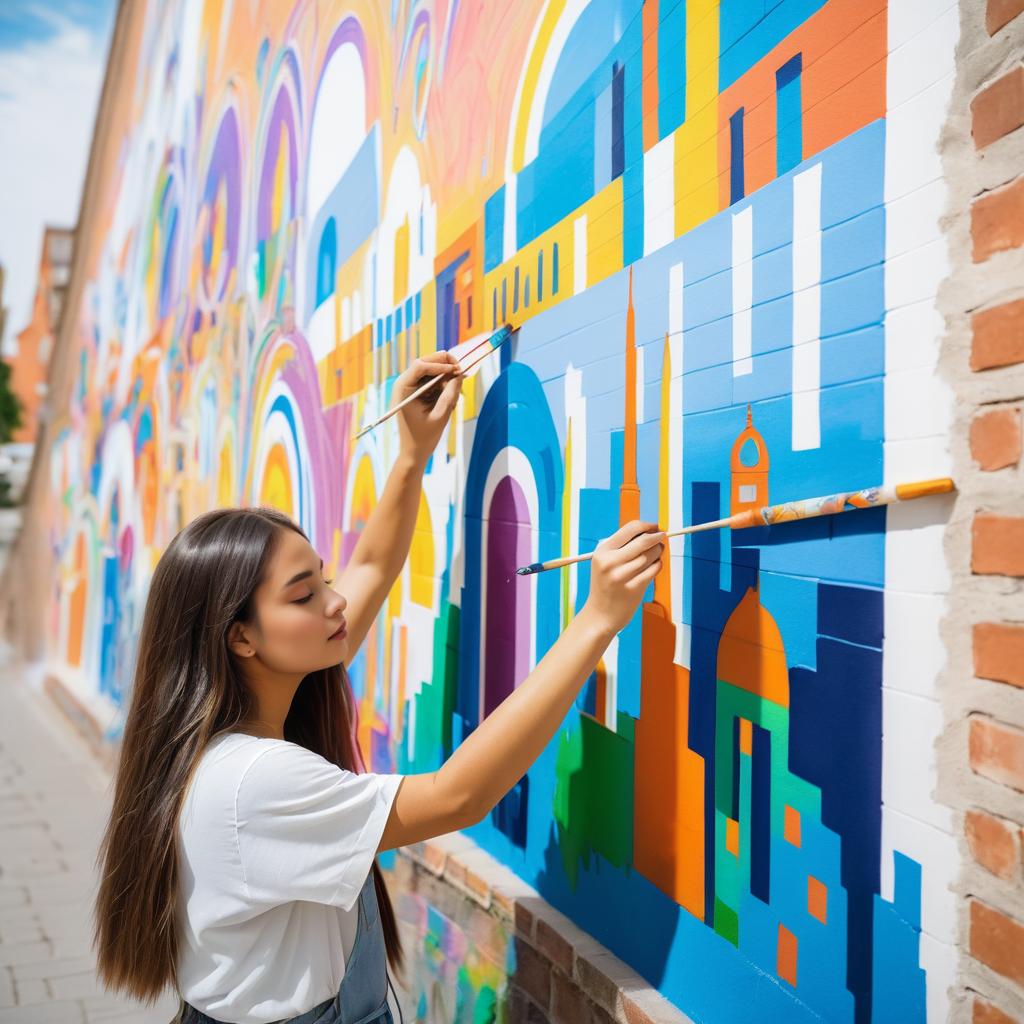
378, 520, 666, 850
335, 452, 427, 658
337, 351, 463, 659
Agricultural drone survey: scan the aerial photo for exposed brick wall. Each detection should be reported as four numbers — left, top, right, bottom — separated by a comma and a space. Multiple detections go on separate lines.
987, 0, 1024, 35
943, 0, 1024, 1020
971, 66, 1024, 149
964, 809, 1021, 879
970, 407, 1022, 470
386, 833, 693, 1024
973, 994, 1019, 1024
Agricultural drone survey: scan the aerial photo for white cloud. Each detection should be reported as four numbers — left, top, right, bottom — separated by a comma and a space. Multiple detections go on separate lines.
0, 8, 110, 355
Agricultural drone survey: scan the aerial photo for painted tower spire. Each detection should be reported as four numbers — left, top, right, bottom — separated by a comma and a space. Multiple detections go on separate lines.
620, 265, 641, 524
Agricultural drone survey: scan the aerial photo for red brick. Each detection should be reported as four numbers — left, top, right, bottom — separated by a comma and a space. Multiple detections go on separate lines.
514, 900, 537, 941
974, 991, 1019, 1024
463, 866, 492, 907
971, 407, 1022, 469
973, 514, 1024, 576
620, 990, 680, 1024
443, 856, 467, 889
971, 900, 1024, 987
973, 299, 1024, 370
551, 971, 588, 1024
589, 1003, 620, 1024
972, 67, 1024, 148
573, 952, 621, 1015
973, 298, 1024, 370
620, 993, 658, 1024
466, 911, 512, 969
988, 0, 1024, 34
974, 622, 1024, 688
970, 716, 1024, 791
513, 937, 552, 1010
491, 886, 517, 921
422, 841, 446, 876
965, 808, 1021, 878
536, 918, 574, 975
505, 984, 532, 1023
972, 178, 1024, 262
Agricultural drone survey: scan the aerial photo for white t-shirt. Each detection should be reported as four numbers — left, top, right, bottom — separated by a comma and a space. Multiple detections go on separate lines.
176, 732, 405, 1023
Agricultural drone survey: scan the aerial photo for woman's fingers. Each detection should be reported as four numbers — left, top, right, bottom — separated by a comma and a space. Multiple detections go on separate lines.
612, 526, 665, 565
403, 352, 463, 405
427, 370, 463, 420
615, 541, 665, 581
416, 351, 463, 375
597, 519, 659, 553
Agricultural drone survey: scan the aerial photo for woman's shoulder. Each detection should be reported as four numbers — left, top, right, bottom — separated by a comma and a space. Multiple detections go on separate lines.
233, 737, 355, 805
187, 734, 298, 801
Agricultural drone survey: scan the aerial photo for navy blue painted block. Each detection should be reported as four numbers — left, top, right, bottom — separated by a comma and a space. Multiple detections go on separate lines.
818, 581, 883, 650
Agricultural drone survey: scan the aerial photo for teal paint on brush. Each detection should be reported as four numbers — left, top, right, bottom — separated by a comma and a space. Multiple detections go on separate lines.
354, 322, 518, 438
516, 563, 543, 576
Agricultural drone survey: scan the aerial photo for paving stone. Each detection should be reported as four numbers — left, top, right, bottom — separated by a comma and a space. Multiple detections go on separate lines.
0, 674, 172, 1021
12, 976, 49, 1005
0, 999, 86, 1022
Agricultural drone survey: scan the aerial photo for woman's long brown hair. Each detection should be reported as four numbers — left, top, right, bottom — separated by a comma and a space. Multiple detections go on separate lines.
92, 506, 405, 1005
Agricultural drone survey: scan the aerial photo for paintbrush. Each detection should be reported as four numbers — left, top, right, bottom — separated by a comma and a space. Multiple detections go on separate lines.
353, 323, 517, 440
515, 477, 956, 576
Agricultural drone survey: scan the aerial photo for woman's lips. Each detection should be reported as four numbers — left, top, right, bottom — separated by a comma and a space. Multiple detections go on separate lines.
328, 620, 347, 641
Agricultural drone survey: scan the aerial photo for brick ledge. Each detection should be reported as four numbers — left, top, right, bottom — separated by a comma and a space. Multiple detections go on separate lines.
401, 833, 694, 1024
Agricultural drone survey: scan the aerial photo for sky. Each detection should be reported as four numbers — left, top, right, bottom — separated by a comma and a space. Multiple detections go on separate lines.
0, 0, 117, 356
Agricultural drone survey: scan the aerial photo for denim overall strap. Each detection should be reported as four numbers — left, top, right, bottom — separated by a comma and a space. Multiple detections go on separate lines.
329, 868, 394, 1024
176, 870, 394, 1024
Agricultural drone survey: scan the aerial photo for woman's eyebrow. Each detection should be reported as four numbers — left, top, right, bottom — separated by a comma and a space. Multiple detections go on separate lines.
281, 557, 323, 590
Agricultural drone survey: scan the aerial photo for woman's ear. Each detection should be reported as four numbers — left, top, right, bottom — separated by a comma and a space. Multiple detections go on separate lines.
228, 623, 254, 658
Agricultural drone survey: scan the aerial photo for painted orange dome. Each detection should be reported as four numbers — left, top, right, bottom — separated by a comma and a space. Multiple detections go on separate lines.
716, 585, 789, 706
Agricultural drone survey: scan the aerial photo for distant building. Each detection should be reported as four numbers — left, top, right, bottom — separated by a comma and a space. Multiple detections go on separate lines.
9, 227, 74, 445
0, 263, 8, 345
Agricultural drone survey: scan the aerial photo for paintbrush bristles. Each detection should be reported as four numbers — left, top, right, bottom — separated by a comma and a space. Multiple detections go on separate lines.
353, 323, 516, 440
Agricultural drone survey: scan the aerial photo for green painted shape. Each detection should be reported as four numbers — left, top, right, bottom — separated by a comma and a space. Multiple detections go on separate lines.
712, 677, 832, 926
472, 984, 498, 1024
714, 897, 739, 947
714, 679, 822, 831
398, 601, 460, 774
615, 709, 635, 743
553, 712, 635, 886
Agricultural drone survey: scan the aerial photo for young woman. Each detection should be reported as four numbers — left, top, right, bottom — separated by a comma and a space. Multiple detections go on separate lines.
92, 349, 666, 1024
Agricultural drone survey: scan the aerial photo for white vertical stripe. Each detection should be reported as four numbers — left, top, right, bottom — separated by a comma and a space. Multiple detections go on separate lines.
731, 207, 753, 376
668, 261, 690, 667
643, 134, 676, 256
792, 163, 822, 451
574, 215, 588, 294
604, 634, 619, 730
503, 174, 517, 262
407, 688, 416, 761
564, 364, 587, 616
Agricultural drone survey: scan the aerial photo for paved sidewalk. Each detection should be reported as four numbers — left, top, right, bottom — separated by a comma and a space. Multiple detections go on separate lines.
0, 666, 178, 1023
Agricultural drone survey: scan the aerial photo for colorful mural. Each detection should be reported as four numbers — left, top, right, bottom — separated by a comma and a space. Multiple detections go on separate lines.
49, 0, 959, 1020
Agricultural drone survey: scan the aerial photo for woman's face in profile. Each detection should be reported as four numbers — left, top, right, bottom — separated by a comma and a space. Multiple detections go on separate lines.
236, 527, 350, 676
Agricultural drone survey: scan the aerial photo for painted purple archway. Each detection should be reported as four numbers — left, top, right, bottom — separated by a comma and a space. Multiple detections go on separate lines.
482, 475, 532, 721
